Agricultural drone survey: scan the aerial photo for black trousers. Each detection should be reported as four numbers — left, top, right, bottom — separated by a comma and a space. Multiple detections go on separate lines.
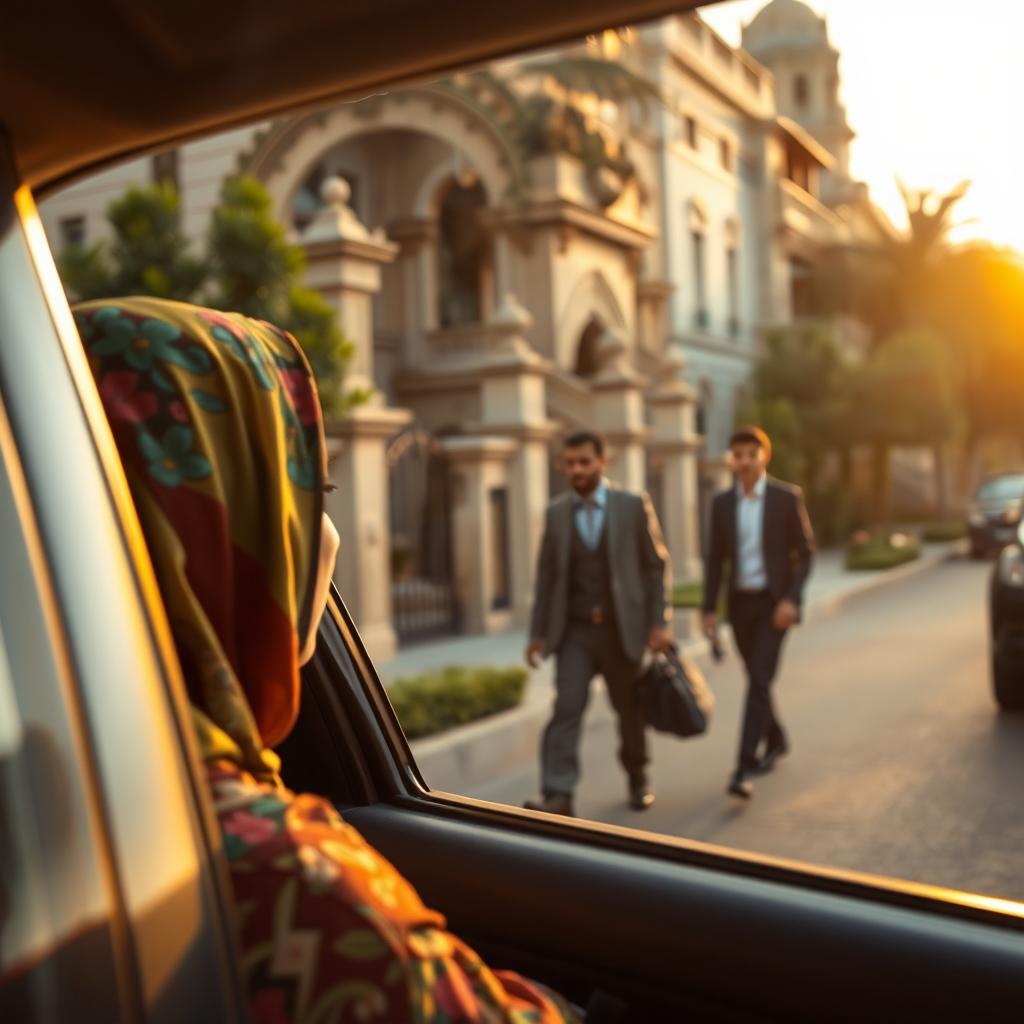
540, 621, 647, 796
730, 590, 789, 774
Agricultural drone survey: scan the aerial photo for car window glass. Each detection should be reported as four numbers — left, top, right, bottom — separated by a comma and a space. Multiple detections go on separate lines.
40, 1, 1024, 911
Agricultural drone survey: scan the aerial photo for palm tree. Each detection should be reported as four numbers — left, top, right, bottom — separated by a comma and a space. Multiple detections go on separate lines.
811, 181, 972, 519
813, 180, 971, 348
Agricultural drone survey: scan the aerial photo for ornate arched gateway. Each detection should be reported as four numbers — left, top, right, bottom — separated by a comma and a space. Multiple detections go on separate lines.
242, 86, 525, 229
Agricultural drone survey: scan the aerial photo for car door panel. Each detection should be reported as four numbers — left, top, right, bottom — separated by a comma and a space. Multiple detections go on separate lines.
278, 595, 1024, 1022
345, 802, 1024, 1022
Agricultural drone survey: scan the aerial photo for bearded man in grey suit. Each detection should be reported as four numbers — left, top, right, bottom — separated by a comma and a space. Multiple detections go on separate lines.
524, 431, 673, 818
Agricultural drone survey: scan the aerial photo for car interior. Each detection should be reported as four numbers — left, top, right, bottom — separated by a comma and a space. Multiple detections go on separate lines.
3, 2, 1024, 1022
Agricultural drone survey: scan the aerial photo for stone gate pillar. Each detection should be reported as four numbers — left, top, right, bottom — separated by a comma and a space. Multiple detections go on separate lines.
303, 176, 410, 661
325, 408, 411, 663
647, 344, 703, 582
591, 329, 648, 492
441, 436, 518, 635
302, 176, 399, 400
477, 298, 560, 627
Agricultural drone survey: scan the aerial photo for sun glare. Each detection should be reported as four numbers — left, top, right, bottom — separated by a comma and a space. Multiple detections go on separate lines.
700, 0, 1024, 252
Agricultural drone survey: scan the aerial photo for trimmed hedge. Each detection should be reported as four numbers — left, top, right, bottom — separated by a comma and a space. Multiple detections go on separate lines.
921, 521, 967, 543
673, 579, 728, 618
845, 530, 921, 571
386, 665, 528, 740
672, 580, 704, 608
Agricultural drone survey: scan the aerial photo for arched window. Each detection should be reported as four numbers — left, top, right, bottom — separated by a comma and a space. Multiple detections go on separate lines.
794, 73, 810, 109
575, 317, 605, 378
437, 178, 487, 328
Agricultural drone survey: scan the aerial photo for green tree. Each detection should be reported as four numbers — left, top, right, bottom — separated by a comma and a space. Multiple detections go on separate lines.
735, 395, 807, 489
738, 325, 858, 541
205, 176, 303, 318
205, 176, 361, 414
59, 183, 206, 301
752, 326, 853, 486
854, 330, 961, 518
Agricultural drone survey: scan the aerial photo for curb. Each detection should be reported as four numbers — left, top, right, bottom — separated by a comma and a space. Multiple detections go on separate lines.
410, 542, 961, 794
802, 542, 962, 624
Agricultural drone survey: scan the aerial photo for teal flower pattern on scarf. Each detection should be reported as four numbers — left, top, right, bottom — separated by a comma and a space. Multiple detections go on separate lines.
89, 306, 212, 375
138, 425, 212, 486
199, 311, 275, 391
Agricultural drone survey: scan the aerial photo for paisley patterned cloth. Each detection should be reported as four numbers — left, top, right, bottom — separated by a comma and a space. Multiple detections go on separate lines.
75, 298, 580, 1024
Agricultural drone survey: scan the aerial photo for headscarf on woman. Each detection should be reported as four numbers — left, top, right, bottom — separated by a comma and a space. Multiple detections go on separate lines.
75, 297, 579, 1024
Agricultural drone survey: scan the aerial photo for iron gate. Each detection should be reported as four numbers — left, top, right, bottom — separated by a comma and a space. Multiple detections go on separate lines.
387, 426, 460, 645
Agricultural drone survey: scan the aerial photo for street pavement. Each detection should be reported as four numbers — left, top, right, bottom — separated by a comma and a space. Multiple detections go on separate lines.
464, 555, 1024, 903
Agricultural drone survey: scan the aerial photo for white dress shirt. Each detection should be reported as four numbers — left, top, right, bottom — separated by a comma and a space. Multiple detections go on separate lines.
573, 479, 608, 550
735, 474, 768, 591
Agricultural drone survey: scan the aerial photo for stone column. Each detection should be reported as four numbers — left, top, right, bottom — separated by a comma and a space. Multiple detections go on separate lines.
302, 176, 411, 661
590, 329, 648, 492
441, 435, 519, 635
476, 298, 560, 627
647, 344, 703, 582
387, 217, 439, 370
302, 177, 399, 401
325, 408, 411, 663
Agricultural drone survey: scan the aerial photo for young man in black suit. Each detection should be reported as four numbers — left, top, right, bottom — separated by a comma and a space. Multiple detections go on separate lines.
702, 426, 814, 799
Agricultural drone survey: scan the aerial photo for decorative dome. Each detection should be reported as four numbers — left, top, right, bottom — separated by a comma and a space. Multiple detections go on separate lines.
742, 0, 830, 56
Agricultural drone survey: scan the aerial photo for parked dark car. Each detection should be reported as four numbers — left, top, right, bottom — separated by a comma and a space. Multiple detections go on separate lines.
968, 472, 1024, 558
989, 531, 1024, 710
3, 2, 1024, 1022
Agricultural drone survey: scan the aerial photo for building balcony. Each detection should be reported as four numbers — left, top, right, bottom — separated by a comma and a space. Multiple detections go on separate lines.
777, 177, 844, 248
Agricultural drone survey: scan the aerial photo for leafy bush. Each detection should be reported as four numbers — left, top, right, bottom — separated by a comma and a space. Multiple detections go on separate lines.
921, 521, 967, 542
845, 530, 921, 571
386, 665, 528, 740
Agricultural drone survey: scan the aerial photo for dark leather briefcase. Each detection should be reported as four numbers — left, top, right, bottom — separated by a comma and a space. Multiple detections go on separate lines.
638, 644, 714, 738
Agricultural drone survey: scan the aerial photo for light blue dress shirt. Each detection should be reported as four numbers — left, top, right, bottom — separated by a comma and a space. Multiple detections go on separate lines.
573, 479, 608, 551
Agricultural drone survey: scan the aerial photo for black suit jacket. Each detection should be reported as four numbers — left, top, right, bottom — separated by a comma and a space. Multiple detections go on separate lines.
702, 478, 814, 615
529, 486, 671, 662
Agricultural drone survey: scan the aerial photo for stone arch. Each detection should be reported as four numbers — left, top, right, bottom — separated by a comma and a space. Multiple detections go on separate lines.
436, 175, 489, 327
244, 86, 523, 227
556, 268, 628, 372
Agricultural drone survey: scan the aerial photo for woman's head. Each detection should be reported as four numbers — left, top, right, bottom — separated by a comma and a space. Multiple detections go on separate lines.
75, 297, 333, 775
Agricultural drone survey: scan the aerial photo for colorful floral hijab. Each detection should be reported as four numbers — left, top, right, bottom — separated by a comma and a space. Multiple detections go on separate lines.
74, 297, 325, 778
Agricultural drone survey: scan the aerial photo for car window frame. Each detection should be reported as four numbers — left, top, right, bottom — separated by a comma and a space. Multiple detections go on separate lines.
0, 137, 247, 1022
311, 587, 1024, 937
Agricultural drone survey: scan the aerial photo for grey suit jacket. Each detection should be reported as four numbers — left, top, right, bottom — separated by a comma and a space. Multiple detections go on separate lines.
528, 485, 672, 662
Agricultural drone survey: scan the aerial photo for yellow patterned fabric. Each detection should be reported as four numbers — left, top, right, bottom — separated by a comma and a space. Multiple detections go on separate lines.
74, 297, 324, 777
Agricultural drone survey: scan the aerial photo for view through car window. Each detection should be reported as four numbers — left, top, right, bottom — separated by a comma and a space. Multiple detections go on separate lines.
43, 0, 1024, 905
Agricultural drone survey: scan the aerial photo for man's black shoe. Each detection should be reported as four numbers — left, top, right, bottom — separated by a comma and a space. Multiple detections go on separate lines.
754, 739, 790, 776
629, 781, 655, 811
524, 793, 575, 817
727, 773, 753, 799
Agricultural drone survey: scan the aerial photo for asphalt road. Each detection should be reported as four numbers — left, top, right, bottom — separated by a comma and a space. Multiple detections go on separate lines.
471, 556, 1024, 903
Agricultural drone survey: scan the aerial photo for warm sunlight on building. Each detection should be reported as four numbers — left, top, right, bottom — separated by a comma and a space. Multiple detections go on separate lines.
700, 0, 1024, 252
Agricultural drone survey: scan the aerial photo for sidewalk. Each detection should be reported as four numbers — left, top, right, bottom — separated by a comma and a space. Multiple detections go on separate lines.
378, 541, 961, 794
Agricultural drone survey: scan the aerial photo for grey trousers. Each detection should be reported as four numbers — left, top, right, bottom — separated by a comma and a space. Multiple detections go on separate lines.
540, 622, 647, 797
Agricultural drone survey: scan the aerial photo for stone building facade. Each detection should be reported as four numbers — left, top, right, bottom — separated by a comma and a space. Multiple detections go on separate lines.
41, 2, 882, 660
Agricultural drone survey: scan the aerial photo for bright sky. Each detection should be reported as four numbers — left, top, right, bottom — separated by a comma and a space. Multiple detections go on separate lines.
699, 0, 1024, 251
